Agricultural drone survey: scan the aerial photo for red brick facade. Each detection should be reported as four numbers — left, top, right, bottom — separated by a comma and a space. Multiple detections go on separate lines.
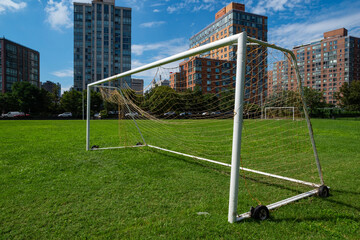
267, 28, 360, 104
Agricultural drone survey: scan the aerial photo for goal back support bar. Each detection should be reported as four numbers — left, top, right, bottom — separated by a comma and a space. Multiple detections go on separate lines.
86, 32, 325, 223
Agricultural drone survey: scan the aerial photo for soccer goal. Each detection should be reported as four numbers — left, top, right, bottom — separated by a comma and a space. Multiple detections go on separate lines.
86, 32, 329, 223
265, 107, 295, 120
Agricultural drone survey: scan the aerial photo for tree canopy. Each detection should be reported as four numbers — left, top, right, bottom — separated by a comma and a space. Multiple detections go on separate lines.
335, 81, 360, 111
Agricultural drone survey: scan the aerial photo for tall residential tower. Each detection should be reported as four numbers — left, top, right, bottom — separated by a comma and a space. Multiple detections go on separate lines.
0, 38, 40, 93
73, 0, 131, 91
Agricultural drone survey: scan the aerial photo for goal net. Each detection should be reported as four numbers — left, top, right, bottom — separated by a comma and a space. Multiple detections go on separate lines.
264, 107, 295, 120
86, 33, 327, 223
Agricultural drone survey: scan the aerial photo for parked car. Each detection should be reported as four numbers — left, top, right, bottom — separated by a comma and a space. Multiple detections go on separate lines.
94, 113, 101, 119
211, 111, 221, 115
125, 112, 139, 117
108, 111, 119, 115
2, 111, 28, 118
58, 112, 72, 117
179, 112, 192, 118
164, 111, 176, 117
202, 112, 209, 116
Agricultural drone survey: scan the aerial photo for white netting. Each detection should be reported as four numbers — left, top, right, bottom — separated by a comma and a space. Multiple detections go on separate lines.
89, 43, 321, 213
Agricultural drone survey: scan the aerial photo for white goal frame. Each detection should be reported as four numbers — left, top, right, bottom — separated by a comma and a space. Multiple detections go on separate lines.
265, 107, 295, 121
86, 32, 326, 223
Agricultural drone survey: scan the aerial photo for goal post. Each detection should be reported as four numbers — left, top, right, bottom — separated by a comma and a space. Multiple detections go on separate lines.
86, 32, 328, 223
228, 32, 247, 223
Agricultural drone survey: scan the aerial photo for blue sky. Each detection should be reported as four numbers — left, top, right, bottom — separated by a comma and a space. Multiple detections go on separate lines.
1, 0, 360, 92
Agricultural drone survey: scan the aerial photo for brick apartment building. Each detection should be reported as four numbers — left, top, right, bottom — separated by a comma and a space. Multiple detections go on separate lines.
41, 80, 61, 97
268, 28, 360, 104
189, 2, 267, 59
0, 38, 40, 93
169, 57, 236, 94
170, 2, 268, 101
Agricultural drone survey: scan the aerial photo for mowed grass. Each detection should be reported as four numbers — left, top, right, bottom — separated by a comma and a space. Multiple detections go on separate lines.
0, 119, 359, 239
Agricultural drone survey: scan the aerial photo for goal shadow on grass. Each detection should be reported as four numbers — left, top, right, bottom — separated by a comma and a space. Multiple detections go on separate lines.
321, 190, 360, 212
144, 146, 314, 196
268, 214, 359, 223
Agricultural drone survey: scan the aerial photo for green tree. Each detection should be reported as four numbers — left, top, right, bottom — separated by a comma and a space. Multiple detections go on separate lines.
0, 92, 19, 113
143, 86, 179, 115
265, 90, 302, 109
48, 85, 62, 114
60, 89, 82, 117
302, 87, 327, 114
11, 82, 52, 114
88, 90, 103, 113
219, 89, 234, 112
335, 81, 360, 111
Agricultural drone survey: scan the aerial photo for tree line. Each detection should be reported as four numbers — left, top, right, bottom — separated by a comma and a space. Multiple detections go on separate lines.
0, 81, 359, 118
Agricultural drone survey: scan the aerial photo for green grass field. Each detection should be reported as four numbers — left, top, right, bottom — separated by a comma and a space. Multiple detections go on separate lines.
1, 119, 359, 239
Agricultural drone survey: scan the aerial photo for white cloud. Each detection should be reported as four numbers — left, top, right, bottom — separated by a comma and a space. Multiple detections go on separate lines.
70, 0, 91, 3
61, 84, 72, 94
151, 3, 165, 7
131, 38, 189, 85
193, 4, 215, 12
131, 59, 183, 87
153, 9, 160, 12
249, 0, 304, 15
122, 0, 146, 11
166, 0, 219, 14
45, 0, 73, 31
0, 0, 27, 14
52, 69, 73, 77
270, 11, 360, 49
132, 38, 188, 56
167, 5, 178, 14
140, 21, 165, 28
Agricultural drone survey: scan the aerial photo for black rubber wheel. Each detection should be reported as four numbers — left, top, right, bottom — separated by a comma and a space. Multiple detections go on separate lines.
136, 142, 143, 146
318, 185, 329, 198
251, 205, 269, 220
91, 145, 99, 150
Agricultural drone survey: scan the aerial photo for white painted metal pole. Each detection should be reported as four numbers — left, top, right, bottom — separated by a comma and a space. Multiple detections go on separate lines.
86, 85, 91, 151
228, 32, 247, 223
261, 92, 263, 119
265, 107, 267, 120
293, 107, 295, 121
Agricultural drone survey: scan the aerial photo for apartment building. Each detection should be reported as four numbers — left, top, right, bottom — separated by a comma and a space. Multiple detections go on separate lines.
73, 0, 131, 91
170, 2, 268, 102
0, 38, 40, 93
131, 78, 144, 95
41, 80, 61, 97
170, 57, 236, 94
189, 2, 267, 60
268, 28, 360, 104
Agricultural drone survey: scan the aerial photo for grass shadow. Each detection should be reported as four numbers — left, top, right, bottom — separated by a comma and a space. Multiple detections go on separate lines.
144, 146, 316, 195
